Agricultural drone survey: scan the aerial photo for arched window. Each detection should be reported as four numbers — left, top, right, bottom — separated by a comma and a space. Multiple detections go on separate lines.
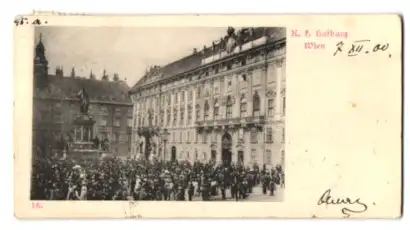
240, 94, 247, 117
204, 100, 210, 119
195, 104, 201, 121
213, 99, 219, 119
226, 96, 233, 118
253, 91, 260, 116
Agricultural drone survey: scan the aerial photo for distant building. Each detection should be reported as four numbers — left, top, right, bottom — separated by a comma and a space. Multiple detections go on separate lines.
129, 27, 286, 168
33, 34, 133, 157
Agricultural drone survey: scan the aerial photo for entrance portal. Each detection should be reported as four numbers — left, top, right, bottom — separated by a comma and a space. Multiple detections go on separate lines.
221, 132, 232, 166
171, 146, 176, 161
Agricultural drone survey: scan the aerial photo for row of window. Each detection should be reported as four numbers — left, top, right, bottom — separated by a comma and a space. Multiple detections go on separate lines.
135, 92, 285, 127
100, 117, 133, 127
166, 128, 285, 144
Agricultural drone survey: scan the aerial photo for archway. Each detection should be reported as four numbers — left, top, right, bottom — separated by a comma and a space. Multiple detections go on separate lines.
171, 146, 176, 161
221, 132, 232, 166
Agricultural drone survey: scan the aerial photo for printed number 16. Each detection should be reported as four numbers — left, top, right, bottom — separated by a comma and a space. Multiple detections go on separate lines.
32, 202, 43, 209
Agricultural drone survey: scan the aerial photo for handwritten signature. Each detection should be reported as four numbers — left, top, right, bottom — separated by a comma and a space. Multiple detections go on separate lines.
317, 189, 368, 217
333, 40, 391, 58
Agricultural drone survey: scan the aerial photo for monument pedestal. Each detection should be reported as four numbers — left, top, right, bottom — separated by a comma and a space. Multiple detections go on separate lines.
68, 114, 110, 160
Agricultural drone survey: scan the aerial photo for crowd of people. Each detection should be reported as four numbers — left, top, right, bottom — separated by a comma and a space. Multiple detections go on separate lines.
31, 155, 285, 201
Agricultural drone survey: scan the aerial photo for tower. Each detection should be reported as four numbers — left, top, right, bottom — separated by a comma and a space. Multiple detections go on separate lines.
33, 33, 49, 89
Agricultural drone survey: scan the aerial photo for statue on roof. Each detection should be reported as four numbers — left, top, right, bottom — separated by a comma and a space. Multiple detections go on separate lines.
77, 87, 90, 114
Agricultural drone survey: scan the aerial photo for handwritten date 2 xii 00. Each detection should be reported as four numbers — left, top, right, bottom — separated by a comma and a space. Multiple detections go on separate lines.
333, 40, 391, 58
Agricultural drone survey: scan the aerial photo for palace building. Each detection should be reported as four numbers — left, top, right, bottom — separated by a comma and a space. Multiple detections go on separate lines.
129, 27, 286, 167
33, 34, 133, 157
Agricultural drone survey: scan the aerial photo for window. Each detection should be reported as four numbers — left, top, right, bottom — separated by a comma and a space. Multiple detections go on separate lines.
227, 79, 232, 91
202, 133, 207, 144
195, 130, 199, 143
187, 105, 192, 124
241, 74, 247, 82
100, 116, 107, 126
53, 112, 63, 123
213, 99, 219, 119
133, 118, 137, 128
227, 62, 232, 70
127, 118, 132, 127
172, 132, 175, 142
180, 107, 185, 125
241, 58, 246, 66
265, 150, 272, 164
251, 149, 257, 163
240, 94, 247, 117
204, 100, 210, 120
282, 96, 286, 115
268, 99, 274, 116
114, 118, 121, 127
251, 130, 258, 143
174, 93, 178, 104
173, 108, 177, 126
226, 96, 233, 118
115, 108, 121, 113
214, 83, 219, 94
282, 128, 285, 143
196, 88, 201, 98
212, 132, 217, 142
167, 108, 171, 125
188, 90, 193, 101
160, 110, 164, 126
113, 132, 119, 142
195, 104, 201, 121
180, 132, 183, 143
181, 91, 185, 102
266, 127, 273, 143
187, 131, 190, 143
100, 106, 108, 114
253, 91, 260, 116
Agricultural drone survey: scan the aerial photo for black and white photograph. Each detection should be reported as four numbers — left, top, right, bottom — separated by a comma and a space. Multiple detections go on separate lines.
30, 26, 287, 202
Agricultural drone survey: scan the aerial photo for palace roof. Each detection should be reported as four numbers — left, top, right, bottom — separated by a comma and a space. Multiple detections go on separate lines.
129, 27, 285, 94
34, 76, 132, 105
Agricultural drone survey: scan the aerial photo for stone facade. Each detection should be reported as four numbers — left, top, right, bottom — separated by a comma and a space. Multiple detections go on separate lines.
129, 27, 286, 168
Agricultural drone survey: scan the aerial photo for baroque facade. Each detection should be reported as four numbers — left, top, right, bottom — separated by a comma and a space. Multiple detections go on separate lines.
33, 35, 133, 157
129, 27, 286, 168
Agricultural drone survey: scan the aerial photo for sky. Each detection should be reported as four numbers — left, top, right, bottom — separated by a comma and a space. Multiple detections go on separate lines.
34, 27, 228, 87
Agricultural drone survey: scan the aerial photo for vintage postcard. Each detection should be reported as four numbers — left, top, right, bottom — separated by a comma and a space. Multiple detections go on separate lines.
13, 14, 402, 219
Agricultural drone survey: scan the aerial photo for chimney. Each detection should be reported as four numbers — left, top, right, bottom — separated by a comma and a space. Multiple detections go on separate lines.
113, 73, 119, 81
102, 69, 109, 81
71, 65, 76, 78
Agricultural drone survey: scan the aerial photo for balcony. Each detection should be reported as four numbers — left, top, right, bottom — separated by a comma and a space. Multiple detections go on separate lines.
195, 115, 265, 130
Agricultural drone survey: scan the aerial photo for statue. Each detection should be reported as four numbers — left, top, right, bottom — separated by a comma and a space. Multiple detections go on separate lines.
77, 87, 90, 114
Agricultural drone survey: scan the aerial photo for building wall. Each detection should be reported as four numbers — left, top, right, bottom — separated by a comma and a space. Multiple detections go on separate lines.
131, 40, 286, 168
33, 98, 133, 156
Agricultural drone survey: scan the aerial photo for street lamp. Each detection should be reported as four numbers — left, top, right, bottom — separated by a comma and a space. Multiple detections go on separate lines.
161, 129, 170, 162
